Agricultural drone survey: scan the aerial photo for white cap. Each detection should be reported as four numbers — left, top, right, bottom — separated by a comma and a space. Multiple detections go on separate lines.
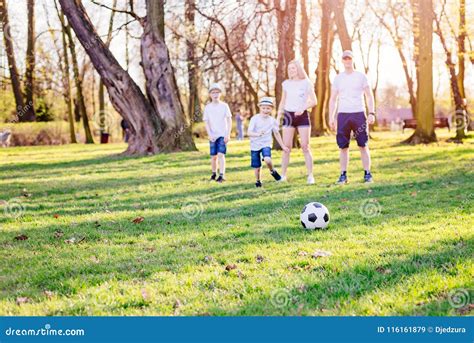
342, 50, 354, 59
209, 83, 222, 93
258, 96, 274, 107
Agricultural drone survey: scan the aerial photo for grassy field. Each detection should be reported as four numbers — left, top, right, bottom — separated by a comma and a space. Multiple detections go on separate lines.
0, 130, 473, 316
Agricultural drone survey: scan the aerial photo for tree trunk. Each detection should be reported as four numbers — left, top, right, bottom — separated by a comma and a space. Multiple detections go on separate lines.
63, 20, 94, 143
403, 0, 436, 144
300, 0, 309, 74
434, 7, 466, 142
59, 0, 165, 154
141, 0, 196, 151
98, 0, 117, 138
311, 0, 332, 136
457, 0, 466, 99
186, 0, 202, 124
331, 0, 352, 51
0, 0, 25, 121
23, 0, 36, 121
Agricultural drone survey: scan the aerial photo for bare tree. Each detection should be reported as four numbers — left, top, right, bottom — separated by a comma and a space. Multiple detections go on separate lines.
186, 0, 202, 124
23, 0, 36, 121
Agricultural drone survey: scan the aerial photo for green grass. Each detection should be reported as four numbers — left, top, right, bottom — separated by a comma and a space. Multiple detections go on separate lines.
0, 130, 473, 316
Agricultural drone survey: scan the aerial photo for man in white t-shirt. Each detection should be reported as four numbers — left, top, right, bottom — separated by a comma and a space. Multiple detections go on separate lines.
248, 97, 288, 187
329, 50, 376, 184
203, 83, 232, 183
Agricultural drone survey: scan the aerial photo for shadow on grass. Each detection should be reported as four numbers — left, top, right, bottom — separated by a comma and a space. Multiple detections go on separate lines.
204, 237, 473, 315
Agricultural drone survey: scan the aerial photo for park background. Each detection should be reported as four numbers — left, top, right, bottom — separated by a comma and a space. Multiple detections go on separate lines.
0, 0, 473, 316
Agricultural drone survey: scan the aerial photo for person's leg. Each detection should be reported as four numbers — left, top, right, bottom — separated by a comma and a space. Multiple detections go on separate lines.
217, 153, 225, 177
209, 139, 218, 180
340, 148, 349, 172
263, 156, 273, 171
359, 146, 371, 171
254, 167, 261, 181
211, 155, 218, 173
216, 137, 227, 182
281, 127, 295, 178
336, 113, 351, 184
297, 126, 314, 178
251, 150, 262, 187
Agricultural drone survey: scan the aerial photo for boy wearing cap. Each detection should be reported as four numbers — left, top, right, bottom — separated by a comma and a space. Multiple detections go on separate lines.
329, 50, 376, 184
203, 83, 232, 183
248, 97, 289, 188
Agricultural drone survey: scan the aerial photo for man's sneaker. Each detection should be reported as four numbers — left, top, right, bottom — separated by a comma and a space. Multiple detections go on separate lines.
364, 172, 373, 183
210, 173, 217, 181
216, 175, 225, 183
307, 174, 315, 184
271, 170, 282, 181
336, 173, 348, 185
255, 180, 262, 188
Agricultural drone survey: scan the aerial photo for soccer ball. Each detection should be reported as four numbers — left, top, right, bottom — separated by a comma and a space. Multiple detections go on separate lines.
300, 202, 330, 230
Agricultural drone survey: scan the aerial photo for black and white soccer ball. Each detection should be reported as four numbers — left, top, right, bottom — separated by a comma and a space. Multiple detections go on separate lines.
300, 202, 330, 230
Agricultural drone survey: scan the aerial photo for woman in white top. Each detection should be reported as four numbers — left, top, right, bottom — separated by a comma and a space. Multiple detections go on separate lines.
277, 60, 317, 184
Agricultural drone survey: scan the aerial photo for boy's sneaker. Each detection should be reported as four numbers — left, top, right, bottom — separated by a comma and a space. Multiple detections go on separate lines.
271, 170, 282, 181
279, 175, 287, 182
210, 173, 217, 181
336, 173, 348, 185
364, 172, 373, 183
216, 175, 225, 183
307, 175, 315, 184
255, 180, 262, 188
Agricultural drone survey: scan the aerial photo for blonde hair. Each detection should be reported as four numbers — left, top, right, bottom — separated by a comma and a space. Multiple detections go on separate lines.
287, 60, 309, 80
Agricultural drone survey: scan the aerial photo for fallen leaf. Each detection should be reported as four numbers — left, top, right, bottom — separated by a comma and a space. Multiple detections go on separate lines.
64, 238, 76, 244
297, 303, 305, 315
256, 255, 265, 263
311, 250, 332, 258
91, 256, 100, 264
411, 191, 418, 197
341, 198, 349, 202
44, 290, 54, 299
204, 255, 213, 262
16, 297, 30, 305
14, 234, 28, 241
225, 264, 237, 271
53, 214, 60, 219
54, 230, 64, 238
456, 304, 474, 315
22, 188, 32, 198
376, 267, 392, 274
297, 251, 308, 257
145, 247, 156, 253
237, 270, 246, 279
368, 189, 373, 194
94, 221, 101, 228
173, 299, 182, 309
132, 216, 144, 224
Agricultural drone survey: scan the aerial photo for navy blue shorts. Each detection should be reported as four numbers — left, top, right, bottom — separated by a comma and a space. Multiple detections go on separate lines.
336, 112, 369, 149
251, 147, 272, 168
283, 110, 310, 128
209, 137, 227, 156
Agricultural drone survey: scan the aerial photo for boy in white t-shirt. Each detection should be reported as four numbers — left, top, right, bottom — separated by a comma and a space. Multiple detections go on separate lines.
248, 97, 289, 188
203, 83, 232, 183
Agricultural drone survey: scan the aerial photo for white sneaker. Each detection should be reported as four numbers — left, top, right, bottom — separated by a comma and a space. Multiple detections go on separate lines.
307, 175, 315, 184
279, 175, 287, 182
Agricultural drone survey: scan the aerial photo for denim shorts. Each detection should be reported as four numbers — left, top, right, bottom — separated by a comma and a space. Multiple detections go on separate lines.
283, 110, 310, 128
209, 137, 227, 156
250, 147, 272, 168
336, 112, 369, 149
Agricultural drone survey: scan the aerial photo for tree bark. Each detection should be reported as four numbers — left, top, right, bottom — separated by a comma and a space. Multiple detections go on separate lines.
457, 0, 466, 99
23, 0, 36, 121
0, 0, 25, 121
311, 0, 332, 136
141, 0, 196, 151
186, 0, 202, 124
59, 0, 164, 154
331, 0, 352, 51
63, 19, 94, 143
300, 0, 309, 74
403, 0, 436, 144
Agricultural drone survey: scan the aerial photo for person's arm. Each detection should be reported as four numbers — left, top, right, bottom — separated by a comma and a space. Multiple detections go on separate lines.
224, 105, 232, 143
272, 128, 289, 152
247, 118, 260, 137
277, 87, 287, 122
364, 86, 376, 125
296, 81, 317, 116
204, 120, 214, 142
328, 89, 339, 131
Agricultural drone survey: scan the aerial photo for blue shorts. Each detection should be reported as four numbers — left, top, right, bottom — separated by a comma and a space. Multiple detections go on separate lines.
209, 137, 227, 156
336, 112, 369, 149
283, 110, 310, 128
251, 147, 272, 168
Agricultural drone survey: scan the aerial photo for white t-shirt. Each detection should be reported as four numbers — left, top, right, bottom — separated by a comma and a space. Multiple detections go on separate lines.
203, 101, 232, 139
282, 79, 312, 112
332, 71, 370, 113
248, 114, 279, 151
